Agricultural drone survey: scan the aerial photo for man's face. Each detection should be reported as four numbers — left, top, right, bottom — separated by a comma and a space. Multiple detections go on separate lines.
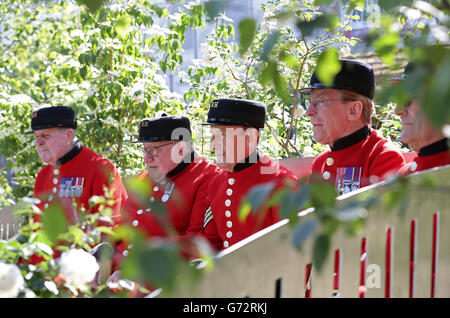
306, 89, 351, 145
142, 141, 180, 182
394, 100, 439, 152
34, 128, 73, 166
210, 125, 249, 171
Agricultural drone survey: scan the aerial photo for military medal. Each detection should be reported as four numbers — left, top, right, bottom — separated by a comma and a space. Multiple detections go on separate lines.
161, 182, 174, 202
59, 177, 84, 197
336, 167, 362, 195
74, 177, 84, 197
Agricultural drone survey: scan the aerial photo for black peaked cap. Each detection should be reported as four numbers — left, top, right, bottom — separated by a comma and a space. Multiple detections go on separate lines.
389, 61, 431, 81
300, 59, 375, 99
139, 113, 191, 142
203, 98, 266, 129
29, 106, 77, 133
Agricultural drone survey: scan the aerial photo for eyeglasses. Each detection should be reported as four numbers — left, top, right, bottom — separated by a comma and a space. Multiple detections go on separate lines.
308, 99, 357, 108
141, 141, 178, 157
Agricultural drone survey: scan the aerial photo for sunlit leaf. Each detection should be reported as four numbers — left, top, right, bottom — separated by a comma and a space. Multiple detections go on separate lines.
75, 0, 106, 13
41, 203, 69, 245
238, 18, 256, 57
115, 15, 132, 37
296, 13, 338, 37
316, 48, 341, 86
372, 32, 400, 66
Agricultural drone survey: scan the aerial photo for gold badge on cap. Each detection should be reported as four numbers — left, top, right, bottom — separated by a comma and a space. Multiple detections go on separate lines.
141, 121, 149, 127
211, 101, 219, 108
32, 111, 38, 118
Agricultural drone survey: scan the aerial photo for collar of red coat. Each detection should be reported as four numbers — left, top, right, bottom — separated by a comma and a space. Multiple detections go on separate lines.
165, 150, 196, 179
233, 150, 260, 173
418, 138, 449, 157
331, 125, 371, 151
56, 141, 83, 165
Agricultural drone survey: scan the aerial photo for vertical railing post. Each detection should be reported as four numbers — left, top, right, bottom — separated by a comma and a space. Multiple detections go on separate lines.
275, 278, 282, 298
359, 237, 367, 298
305, 263, 312, 298
333, 248, 342, 297
431, 212, 440, 298
385, 227, 394, 298
409, 219, 417, 298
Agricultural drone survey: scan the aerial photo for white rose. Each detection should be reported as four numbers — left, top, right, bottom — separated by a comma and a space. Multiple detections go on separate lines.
59, 249, 99, 286
0, 262, 24, 298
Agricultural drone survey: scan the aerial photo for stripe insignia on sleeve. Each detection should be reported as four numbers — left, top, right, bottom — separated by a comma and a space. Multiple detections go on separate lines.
203, 206, 213, 230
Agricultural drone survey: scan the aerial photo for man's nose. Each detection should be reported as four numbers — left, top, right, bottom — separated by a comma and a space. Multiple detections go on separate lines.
143, 151, 156, 163
305, 103, 315, 117
35, 137, 45, 146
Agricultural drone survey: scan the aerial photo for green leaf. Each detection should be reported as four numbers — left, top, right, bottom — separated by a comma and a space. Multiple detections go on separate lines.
204, 0, 230, 20
296, 13, 339, 37
291, 218, 318, 250
260, 60, 291, 104
278, 186, 309, 220
261, 31, 281, 61
310, 181, 337, 209
95, 226, 116, 237
314, 0, 335, 5
115, 15, 132, 37
422, 56, 450, 127
238, 18, 256, 57
238, 202, 251, 222
124, 176, 151, 204
372, 32, 399, 66
241, 182, 276, 213
121, 241, 181, 293
41, 203, 69, 245
316, 48, 341, 86
75, 0, 106, 13
313, 234, 330, 272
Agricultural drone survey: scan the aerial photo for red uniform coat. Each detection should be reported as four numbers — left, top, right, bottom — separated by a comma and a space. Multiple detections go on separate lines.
399, 138, 450, 175
34, 143, 127, 225
200, 154, 297, 250
311, 126, 405, 195
123, 156, 219, 238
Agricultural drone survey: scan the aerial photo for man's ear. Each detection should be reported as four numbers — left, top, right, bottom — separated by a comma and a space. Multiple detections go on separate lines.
173, 141, 189, 162
65, 129, 75, 144
245, 128, 259, 148
347, 101, 363, 121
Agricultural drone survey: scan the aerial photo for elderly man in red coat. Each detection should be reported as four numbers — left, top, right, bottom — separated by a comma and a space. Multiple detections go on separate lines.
107, 114, 219, 292
31, 106, 127, 226
392, 62, 450, 174
197, 98, 297, 250
116, 114, 219, 260
298, 59, 405, 195
28, 106, 127, 271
